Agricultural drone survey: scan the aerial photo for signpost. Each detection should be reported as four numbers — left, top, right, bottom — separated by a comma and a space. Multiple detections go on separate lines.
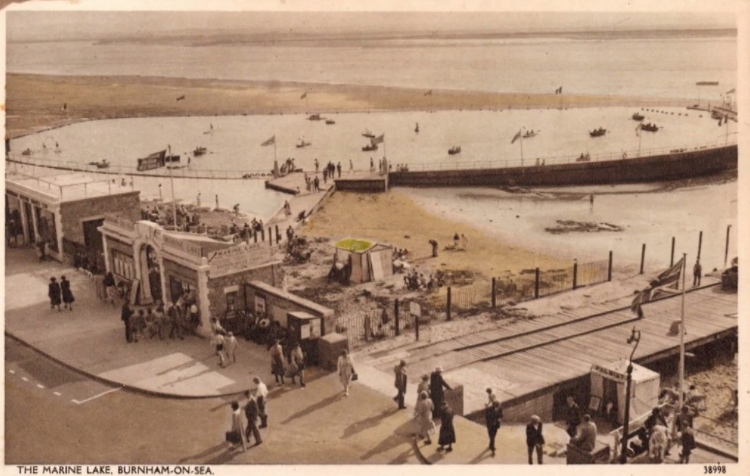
208, 242, 273, 277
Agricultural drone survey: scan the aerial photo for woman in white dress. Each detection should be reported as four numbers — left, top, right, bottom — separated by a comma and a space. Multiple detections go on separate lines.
337, 350, 355, 396
414, 391, 435, 445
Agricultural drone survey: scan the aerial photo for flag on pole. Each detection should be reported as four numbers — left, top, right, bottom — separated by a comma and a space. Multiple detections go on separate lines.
300, 92, 307, 99
371, 134, 385, 145
630, 256, 685, 313
176, 95, 186, 101
511, 129, 522, 144
726, 88, 735, 94
261, 135, 276, 146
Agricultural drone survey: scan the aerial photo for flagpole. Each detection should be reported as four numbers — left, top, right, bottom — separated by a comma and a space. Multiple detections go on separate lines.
678, 253, 687, 412
520, 129, 524, 166
168, 145, 177, 228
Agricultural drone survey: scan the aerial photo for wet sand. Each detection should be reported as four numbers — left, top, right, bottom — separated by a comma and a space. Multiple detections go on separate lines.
5, 73, 691, 139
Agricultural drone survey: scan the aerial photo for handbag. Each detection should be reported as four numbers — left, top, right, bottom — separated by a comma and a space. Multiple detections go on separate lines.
351, 371, 359, 381
225, 430, 242, 444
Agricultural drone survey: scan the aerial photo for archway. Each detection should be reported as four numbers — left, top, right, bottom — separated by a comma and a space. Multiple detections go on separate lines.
139, 244, 163, 305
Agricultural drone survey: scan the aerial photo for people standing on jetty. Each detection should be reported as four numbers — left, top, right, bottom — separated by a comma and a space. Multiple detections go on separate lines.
693, 260, 702, 287
565, 396, 581, 437
370, 157, 375, 172
48, 277, 62, 312
526, 415, 545, 464
337, 162, 342, 178
430, 366, 451, 418
485, 400, 503, 457
393, 360, 408, 410
313, 176, 320, 192
315, 158, 319, 172
453, 233, 460, 248
215, 194, 219, 210
349, 159, 353, 173
61, 275, 75, 311
429, 239, 439, 258
461, 234, 468, 250
196, 192, 201, 208
589, 194, 594, 210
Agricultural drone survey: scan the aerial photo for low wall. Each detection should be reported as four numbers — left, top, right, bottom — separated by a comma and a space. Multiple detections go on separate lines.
389, 145, 737, 188
334, 177, 388, 193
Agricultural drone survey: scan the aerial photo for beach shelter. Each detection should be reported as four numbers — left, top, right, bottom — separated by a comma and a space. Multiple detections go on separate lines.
334, 238, 394, 284
589, 360, 660, 425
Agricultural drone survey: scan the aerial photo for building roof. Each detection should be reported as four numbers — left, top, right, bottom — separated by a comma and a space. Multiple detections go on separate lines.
6, 171, 136, 203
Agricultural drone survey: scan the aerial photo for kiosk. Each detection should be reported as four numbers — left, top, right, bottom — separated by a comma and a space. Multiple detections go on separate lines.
589, 360, 660, 425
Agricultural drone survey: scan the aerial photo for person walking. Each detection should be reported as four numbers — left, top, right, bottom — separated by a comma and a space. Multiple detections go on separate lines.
416, 375, 430, 406
485, 400, 503, 456
290, 342, 306, 387
393, 360, 408, 410
213, 332, 227, 367
226, 332, 238, 364
437, 401, 456, 453
228, 401, 248, 452
270, 340, 287, 384
336, 162, 342, 178
649, 424, 668, 463
526, 415, 545, 464
243, 390, 263, 446
429, 366, 451, 418
167, 301, 184, 340
104, 272, 117, 307
48, 277, 62, 312
693, 260, 702, 287
565, 396, 582, 438
414, 391, 435, 445
121, 301, 134, 343
313, 176, 320, 193
337, 349, 355, 396
60, 275, 75, 311
253, 377, 269, 428
679, 427, 696, 464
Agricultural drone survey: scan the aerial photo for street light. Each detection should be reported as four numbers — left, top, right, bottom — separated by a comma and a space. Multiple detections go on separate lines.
619, 326, 642, 464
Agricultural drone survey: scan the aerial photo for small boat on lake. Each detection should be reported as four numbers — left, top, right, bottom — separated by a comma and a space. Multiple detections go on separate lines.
632, 112, 645, 121
308, 114, 322, 121
362, 130, 376, 139
89, 159, 110, 169
523, 130, 539, 139
362, 143, 378, 152
575, 153, 591, 162
325, 119, 336, 125
448, 146, 461, 155
296, 139, 312, 148
21, 148, 32, 156
640, 123, 659, 132
165, 155, 181, 163
589, 127, 607, 137
193, 147, 207, 156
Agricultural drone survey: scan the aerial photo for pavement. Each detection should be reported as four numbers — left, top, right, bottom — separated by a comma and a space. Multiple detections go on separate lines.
5, 245, 734, 465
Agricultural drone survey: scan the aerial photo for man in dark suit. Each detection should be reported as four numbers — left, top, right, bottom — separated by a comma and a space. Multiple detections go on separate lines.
485, 400, 503, 456
565, 396, 581, 437
526, 415, 545, 464
393, 360, 408, 410
243, 391, 262, 446
430, 367, 451, 418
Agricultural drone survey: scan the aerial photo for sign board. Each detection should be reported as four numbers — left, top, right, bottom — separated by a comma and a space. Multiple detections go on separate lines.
163, 234, 203, 257
591, 364, 627, 383
137, 150, 166, 171
410, 302, 421, 317
208, 242, 272, 277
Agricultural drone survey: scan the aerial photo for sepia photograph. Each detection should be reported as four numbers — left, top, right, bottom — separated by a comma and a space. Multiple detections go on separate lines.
2, 0, 746, 469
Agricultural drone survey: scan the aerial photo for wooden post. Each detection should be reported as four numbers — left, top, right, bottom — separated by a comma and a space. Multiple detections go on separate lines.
534, 268, 540, 299
725, 225, 732, 267
670, 237, 675, 266
572, 260, 578, 290
268, 227, 272, 245
394, 299, 400, 337
446, 287, 452, 321
640, 244, 646, 274
697, 230, 703, 262
491, 277, 497, 308
608, 251, 613, 282
415, 311, 420, 341
276, 225, 280, 244
260, 228, 265, 241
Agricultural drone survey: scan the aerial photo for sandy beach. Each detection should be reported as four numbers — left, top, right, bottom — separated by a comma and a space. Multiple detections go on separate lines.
5, 73, 692, 139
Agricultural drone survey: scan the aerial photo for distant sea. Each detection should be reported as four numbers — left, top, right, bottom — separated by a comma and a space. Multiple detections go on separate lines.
7, 22, 736, 100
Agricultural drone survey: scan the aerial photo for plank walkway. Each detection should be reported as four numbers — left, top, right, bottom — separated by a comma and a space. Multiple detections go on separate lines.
374, 285, 737, 416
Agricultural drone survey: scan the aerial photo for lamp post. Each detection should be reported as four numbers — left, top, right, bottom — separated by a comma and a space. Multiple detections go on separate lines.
620, 326, 642, 464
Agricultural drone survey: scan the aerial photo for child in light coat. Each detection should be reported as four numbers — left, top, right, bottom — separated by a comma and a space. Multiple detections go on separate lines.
226, 332, 238, 364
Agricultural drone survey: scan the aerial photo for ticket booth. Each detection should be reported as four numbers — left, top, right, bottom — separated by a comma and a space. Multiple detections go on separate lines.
589, 361, 660, 425
287, 311, 322, 366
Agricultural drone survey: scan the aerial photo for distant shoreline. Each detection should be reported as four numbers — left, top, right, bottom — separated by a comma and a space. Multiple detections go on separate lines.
5, 73, 693, 139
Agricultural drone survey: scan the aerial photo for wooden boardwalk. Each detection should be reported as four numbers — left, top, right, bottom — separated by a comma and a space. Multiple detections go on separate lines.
374, 284, 737, 416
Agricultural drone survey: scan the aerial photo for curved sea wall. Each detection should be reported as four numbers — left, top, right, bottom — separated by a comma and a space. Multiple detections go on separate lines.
388, 145, 737, 188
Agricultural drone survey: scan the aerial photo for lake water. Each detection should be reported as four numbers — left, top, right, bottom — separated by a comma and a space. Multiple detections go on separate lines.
9, 107, 736, 175
7, 35, 736, 100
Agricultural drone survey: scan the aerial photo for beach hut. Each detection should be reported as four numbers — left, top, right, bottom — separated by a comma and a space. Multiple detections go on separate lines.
589, 360, 661, 425
334, 238, 393, 284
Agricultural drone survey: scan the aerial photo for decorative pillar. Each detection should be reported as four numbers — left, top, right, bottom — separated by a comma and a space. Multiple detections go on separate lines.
53, 205, 64, 262
196, 259, 212, 338
29, 202, 40, 243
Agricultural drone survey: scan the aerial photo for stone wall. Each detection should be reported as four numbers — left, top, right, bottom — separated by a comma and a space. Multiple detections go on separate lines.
245, 282, 335, 336
60, 192, 140, 246
334, 177, 388, 193
389, 145, 737, 188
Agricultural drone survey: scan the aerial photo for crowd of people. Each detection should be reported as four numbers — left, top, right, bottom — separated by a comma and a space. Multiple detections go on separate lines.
119, 292, 201, 344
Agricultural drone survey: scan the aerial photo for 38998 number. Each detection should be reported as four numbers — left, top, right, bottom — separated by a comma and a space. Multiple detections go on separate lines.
704, 465, 727, 474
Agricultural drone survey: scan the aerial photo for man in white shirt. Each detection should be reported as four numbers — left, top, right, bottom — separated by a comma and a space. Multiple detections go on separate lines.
253, 377, 269, 428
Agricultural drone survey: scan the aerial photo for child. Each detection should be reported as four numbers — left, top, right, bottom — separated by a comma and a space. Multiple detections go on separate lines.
679, 427, 696, 464
226, 332, 238, 364
213, 332, 227, 367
